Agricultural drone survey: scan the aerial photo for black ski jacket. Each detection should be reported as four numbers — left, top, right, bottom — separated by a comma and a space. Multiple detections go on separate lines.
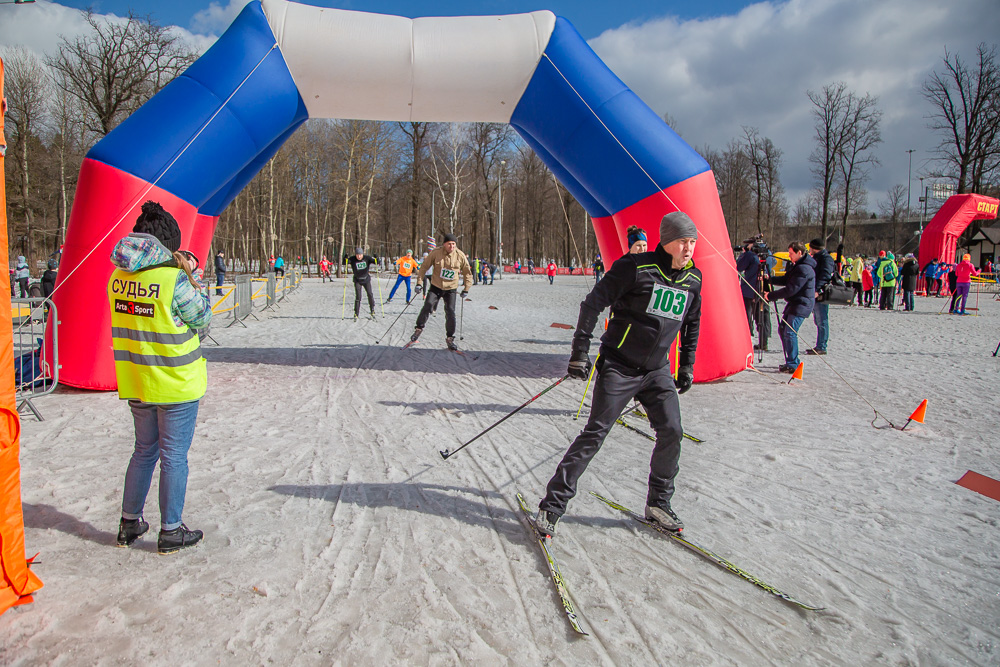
572, 244, 702, 373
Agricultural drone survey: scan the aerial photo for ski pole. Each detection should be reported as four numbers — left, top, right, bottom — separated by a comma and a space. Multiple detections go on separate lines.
377, 270, 385, 317
375, 296, 414, 344
440, 375, 570, 460
459, 295, 465, 340
341, 278, 348, 319
574, 354, 599, 420
993, 338, 1000, 357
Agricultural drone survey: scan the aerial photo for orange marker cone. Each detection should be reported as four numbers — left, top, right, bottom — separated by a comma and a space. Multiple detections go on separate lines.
900, 399, 927, 430
787, 362, 804, 383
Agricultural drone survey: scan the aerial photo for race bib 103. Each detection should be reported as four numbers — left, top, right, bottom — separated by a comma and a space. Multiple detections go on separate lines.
646, 284, 688, 320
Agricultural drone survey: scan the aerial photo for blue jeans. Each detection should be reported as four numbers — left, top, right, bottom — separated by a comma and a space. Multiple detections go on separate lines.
812, 302, 829, 351
388, 274, 411, 301
902, 290, 914, 310
122, 400, 200, 530
779, 314, 805, 367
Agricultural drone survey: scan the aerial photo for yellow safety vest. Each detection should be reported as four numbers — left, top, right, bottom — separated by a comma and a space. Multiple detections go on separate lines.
108, 266, 207, 403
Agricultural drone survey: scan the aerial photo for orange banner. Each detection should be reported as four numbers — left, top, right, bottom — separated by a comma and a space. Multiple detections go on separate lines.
0, 56, 44, 614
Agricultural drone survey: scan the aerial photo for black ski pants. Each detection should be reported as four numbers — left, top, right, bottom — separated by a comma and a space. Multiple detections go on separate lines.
415, 285, 457, 337
541, 359, 683, 516
354, 278, 375, 316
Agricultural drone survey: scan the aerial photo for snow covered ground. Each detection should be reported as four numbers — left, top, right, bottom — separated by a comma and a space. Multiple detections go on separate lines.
2, 273, 999, 665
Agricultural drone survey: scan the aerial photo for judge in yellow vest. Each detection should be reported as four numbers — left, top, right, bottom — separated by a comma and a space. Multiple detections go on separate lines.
109, 201, 212, 555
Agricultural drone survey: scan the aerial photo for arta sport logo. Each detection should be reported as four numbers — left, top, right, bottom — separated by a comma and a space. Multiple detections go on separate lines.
115, 299, 154, 318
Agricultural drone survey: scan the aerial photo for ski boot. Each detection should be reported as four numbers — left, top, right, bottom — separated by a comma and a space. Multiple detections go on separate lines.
534, 509, 559, 539
370, 309, 377, 320
410, 327, 423, 343
116, 516, 149, 547
645, 504, 684, 532
446, 336, 458, 351
158, 524, 204, 555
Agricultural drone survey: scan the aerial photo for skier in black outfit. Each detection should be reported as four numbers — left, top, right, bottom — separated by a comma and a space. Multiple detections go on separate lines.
536, 212, 703, 538
348, 248, 377, 319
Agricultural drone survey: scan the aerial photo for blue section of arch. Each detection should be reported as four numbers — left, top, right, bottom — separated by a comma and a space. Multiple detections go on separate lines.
510, 17, 709, 218
86, 2, 308, 213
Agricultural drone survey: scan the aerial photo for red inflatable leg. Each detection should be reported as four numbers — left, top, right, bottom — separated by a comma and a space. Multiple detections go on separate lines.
591, 171, 751, 382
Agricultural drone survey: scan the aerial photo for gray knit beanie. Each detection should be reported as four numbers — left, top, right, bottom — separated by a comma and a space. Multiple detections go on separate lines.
659, 212, 698, 245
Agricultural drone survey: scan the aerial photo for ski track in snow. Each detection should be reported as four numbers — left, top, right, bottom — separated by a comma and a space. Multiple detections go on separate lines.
2, 275, 999, 665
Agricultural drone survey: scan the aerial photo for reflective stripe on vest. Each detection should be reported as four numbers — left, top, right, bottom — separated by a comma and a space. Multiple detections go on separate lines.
108, 266, 207, 403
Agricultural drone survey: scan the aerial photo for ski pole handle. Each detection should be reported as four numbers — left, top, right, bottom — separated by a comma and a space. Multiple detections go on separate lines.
440, 375, 571, 460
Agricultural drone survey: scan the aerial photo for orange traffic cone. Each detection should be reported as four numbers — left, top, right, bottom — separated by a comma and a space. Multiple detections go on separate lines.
787, 362, 804, 384
900, 399, 927, 430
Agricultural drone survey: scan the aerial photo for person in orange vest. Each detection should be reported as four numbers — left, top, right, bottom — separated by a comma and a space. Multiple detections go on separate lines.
546, 260, 558, 285
319, 255, 332, 283
108, 201, 212, 554
386, 249, 418, 303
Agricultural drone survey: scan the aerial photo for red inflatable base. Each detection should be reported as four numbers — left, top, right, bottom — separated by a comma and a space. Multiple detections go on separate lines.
49, 159, 217, 390
591, 171, 751, 382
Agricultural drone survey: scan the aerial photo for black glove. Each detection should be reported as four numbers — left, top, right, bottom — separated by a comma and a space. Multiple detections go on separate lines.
567, 349, 592, 380
461, 291, 468, 298
414, 284, 423, 295
676, 366, 694, 395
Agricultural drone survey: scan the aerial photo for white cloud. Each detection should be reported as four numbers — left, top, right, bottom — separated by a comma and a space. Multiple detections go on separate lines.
190, 0, 252, 36
588, 0, 1000, 209
0, 1, 216, 65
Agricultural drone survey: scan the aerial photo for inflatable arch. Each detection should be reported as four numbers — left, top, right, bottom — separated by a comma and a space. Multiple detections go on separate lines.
50, 0, 750, 390
918, 193, 999, 270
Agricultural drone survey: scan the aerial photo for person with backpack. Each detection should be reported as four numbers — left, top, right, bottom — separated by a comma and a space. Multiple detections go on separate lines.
877, 253, 898, 310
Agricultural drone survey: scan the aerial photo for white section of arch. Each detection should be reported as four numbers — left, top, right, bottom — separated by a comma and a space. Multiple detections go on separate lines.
261, 0, 556, 122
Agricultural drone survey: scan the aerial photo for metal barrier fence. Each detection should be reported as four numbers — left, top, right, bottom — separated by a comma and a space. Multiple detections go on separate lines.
12, 298, 59, 421
266, 271, 277, 308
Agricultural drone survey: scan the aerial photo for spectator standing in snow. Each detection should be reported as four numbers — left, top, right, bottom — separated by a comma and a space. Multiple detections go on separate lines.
861, 260, 874, 307
877, 252, 898, 310
109, 201, 211, 554
534, 212, 702, 539
807, 239, 835, 355
765, 241, 816, 373
953, 253, 980, 315
899, 254, 919, 311
214, 251, 226, 296
14, 256, 30, 298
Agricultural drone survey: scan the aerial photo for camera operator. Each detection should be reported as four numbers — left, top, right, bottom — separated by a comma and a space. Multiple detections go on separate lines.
807, 238, 836, 355
735, 236, 774, 351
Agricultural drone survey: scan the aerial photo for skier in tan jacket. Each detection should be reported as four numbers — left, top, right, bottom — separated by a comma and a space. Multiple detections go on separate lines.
410, 233, 474, 350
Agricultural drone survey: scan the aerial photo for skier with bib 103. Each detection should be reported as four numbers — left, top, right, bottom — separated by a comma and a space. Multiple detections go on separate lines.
535, 212, 703, 538
410, 233, 474, 351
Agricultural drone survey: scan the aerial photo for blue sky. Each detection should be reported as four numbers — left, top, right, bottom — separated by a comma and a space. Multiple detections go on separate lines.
3, 0, 999, 213
48, 1, 756, 39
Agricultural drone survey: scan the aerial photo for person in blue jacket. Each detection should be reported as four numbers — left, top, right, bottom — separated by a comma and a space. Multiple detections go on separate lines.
274, 255, 285, 278
764, 241, 816, 373
922, 258, 939, 296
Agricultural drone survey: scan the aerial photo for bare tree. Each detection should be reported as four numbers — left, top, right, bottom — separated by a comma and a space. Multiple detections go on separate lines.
705, 140, 750, 244
468, 122, 514, 260
835, 93, 882, 244
3, 46, 50, 260
923, 43, 1000, 194
742, 127, 786, 238
398, 122, 430, 250
426, 123, 473, 236
879, 184, 907, 250
47, 11, 196, 137
808, 82, 853, 239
